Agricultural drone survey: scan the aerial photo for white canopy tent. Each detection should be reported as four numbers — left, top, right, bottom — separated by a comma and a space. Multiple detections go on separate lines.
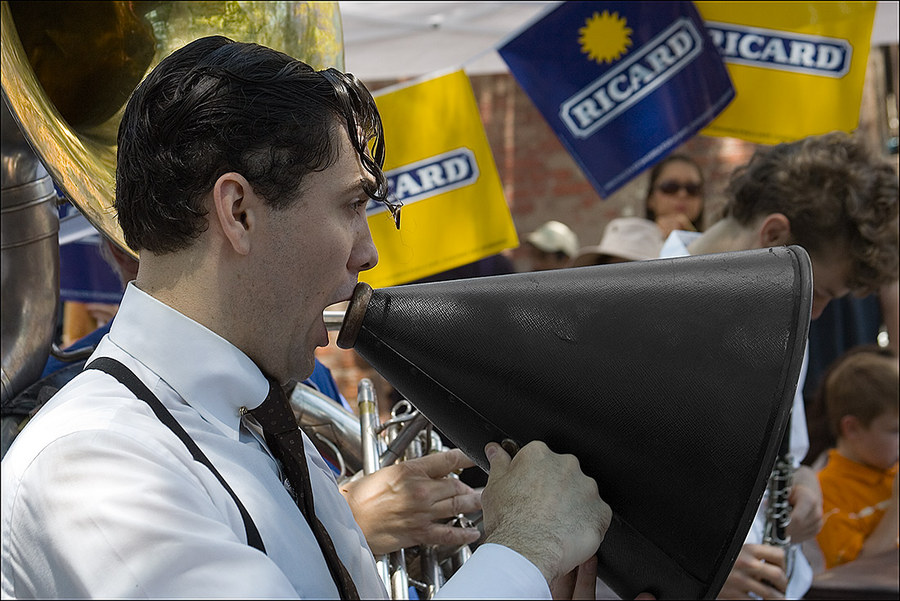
340, 1, 900, 83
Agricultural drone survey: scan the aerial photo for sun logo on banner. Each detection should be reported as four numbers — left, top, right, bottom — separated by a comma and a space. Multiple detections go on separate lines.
579, 10, 632, 64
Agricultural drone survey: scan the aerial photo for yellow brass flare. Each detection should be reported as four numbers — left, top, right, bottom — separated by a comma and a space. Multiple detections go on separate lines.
1, 0, 344, 258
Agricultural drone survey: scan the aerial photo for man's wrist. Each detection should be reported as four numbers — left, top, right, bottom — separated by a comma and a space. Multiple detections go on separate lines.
483, 526, 561, 584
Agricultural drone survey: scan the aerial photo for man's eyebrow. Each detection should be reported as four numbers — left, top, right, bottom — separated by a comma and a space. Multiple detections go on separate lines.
341, 178, 370, 197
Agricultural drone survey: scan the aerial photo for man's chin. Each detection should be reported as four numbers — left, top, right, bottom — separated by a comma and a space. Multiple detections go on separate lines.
294, 353, 317, 383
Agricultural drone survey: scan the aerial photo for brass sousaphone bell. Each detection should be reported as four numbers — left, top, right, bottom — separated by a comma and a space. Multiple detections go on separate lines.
0, 0, 342, 402
1, 0, 344, 260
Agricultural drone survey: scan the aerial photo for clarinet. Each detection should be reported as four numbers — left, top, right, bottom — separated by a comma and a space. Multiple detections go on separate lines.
763, 415, 795, 580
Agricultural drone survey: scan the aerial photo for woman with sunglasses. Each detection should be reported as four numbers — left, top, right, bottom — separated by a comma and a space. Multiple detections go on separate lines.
645, 154, 706, 238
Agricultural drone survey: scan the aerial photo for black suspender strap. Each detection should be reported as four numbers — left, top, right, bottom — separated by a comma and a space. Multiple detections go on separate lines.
84, 357, 266, 554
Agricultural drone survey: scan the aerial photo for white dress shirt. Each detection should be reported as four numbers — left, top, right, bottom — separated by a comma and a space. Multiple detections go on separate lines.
1, 283, 548, 599
660, 230, 813, 599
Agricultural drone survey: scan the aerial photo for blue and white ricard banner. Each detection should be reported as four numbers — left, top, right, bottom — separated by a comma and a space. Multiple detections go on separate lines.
498, 1, 734, 197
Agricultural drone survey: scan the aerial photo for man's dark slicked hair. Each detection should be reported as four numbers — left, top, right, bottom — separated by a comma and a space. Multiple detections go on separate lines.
116, 35, 391, 253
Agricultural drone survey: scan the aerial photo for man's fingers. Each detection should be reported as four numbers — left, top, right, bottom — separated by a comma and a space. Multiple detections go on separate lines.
549, 568, 575, 600
430, 491, 483, 519
571, 556, 598, 600
484, 441, 511, 475
422, 523, 483, 548
726, 571, 785, 600
410, 448, 476, 479
549, 557, 598, 600
405, 474, 475, 507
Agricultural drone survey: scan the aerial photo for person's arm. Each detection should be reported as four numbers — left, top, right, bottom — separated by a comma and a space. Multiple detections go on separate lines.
339, 448, 482, 555
857, 471, 899, 560
786, 465, 824, 542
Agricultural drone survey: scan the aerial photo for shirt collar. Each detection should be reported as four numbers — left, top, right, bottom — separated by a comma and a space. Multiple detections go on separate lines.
107, 282, 269, 439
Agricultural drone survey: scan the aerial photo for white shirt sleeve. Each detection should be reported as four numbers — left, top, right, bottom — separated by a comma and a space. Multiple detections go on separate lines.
435, 543, 551, 599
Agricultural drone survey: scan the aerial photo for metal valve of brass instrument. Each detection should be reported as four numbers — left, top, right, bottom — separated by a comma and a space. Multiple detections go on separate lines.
354, 378, 475, 600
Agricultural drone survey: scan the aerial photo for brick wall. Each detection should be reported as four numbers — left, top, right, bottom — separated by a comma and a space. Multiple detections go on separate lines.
467, 72, 758, 265
318, 46, 898, 412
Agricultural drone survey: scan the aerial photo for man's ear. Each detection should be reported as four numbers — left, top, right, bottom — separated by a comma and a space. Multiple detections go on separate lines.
757, 213, 792, 248
212, 172, 256, 255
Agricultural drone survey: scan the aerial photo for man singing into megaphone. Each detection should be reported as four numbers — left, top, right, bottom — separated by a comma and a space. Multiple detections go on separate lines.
1, 36, 612, 599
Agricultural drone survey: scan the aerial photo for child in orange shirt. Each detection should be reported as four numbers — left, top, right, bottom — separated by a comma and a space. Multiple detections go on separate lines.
816, 346, 899, 569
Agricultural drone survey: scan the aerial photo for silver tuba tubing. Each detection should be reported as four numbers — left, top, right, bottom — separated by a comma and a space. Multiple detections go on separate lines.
289, 380, 362, 478
357, 378, 408, 599
1, 97, 60, 406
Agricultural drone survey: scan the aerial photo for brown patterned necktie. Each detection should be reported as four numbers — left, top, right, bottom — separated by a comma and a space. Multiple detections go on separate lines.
250, 377, 360, 599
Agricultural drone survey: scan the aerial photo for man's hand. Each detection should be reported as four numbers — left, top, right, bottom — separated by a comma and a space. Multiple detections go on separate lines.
550, 556, 598, 600
339, 448, 482, 555
785, 465, 823, 542
718, 544, 787, 600
480, 441, 611, 589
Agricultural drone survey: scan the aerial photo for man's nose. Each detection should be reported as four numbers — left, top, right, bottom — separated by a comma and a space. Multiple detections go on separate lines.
352, 226, 379, 273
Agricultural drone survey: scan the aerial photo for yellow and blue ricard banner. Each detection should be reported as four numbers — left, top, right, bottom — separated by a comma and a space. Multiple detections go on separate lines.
497, 1, 734, 198
696, 2, 876, 145
361, 70, 519, 288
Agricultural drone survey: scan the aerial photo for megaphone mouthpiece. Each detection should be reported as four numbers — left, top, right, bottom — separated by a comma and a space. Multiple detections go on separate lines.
337, 281, 373, 349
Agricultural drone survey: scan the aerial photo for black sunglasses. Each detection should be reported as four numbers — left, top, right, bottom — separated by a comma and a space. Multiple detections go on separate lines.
656, 180, 703, 196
